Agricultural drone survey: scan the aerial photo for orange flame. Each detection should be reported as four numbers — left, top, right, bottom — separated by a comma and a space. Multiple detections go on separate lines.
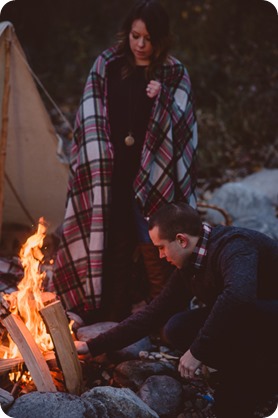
4, 217, 53, 358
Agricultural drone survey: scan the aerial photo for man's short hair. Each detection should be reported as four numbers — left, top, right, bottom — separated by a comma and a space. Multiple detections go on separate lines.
148, 202, 202, 241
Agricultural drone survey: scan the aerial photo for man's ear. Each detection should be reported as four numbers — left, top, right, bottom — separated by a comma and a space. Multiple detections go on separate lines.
176, 233, 188, 248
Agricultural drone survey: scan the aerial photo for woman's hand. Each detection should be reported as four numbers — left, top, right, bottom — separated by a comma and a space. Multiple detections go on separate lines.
146, 80, 161, 98
178, 349, 202, 379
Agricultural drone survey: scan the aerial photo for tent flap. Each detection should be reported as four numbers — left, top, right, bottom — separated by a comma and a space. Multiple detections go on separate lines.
0, 21, 69, 233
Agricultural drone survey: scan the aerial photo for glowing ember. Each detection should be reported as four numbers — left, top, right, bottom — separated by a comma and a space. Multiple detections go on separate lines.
4, 217, 53, 358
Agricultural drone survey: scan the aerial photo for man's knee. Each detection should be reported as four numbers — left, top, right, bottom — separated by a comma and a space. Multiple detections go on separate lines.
162, 315, 182, 347
162, 308, 209, 351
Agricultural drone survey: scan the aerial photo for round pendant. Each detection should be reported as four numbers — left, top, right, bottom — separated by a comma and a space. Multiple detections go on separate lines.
124, 135, 135, 147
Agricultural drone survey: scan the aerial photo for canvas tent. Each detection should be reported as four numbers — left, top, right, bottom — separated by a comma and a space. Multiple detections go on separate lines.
0, 21, 69, 237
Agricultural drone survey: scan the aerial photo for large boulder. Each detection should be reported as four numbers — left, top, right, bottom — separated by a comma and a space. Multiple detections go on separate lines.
7, 391, 98, 418
206, 182, 275, 225
240, 168, 278, 205
206, 174, 278, 238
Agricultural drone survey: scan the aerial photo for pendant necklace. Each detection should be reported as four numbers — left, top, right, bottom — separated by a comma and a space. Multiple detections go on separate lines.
124, 70, 139, 147
124, 132, 135, 147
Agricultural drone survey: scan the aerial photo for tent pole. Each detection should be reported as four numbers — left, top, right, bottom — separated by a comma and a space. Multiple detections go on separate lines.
0, 36, 11, 241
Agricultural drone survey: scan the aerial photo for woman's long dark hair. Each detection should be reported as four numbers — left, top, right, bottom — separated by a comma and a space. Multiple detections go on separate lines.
116, 0, 172, 79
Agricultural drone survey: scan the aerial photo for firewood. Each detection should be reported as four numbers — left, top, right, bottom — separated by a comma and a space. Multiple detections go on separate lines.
0, 357, 23, 374
0, 344, 13, 357
40, 300, 83, 395
41, 292, 57, 306
1, 314, 56, 392
0, 344, 23, 374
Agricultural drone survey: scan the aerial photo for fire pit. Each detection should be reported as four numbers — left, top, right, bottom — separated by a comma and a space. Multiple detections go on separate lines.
0, 219, 83, 396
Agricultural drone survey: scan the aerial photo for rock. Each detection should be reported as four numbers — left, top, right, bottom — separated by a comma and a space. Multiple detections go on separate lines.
109, 337, 155, 362
207, 182, 275, 225
7, 391, 98, 418
85, 398, 109, 417
233, 215, 278, 239
113, 359, 177, 390
82, 386, 159, 418
66, 311, 85, 329
206, 179, 278, 238
77, 322, 155, 363
137, 375, 183, 418
240, 169, 278, 205
77, 321, 118, 341
205, 170, 278, 236
0, 388, 14, 410
139, 350, 150, 360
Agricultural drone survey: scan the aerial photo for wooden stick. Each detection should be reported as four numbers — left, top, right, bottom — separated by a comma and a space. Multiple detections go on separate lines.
0, 37, 11, 239
197, 201, 233, 226
0, 357, 23, 374
40, 300, 83, 395
159, 352, 179, 361
1, 314, 56, 392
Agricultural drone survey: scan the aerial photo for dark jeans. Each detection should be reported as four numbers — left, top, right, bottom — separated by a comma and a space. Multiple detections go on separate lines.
163, 302, 278, 417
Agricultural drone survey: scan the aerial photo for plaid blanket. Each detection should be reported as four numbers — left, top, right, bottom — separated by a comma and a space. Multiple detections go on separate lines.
0, 257, 23, 293
53, 47, 198, 313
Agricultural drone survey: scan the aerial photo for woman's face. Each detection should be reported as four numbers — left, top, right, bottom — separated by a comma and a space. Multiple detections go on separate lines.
129, 19, 154, 65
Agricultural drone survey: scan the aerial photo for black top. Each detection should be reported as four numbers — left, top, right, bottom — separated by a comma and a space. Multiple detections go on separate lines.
107, 58, 154, 217
87, 225, 278, 364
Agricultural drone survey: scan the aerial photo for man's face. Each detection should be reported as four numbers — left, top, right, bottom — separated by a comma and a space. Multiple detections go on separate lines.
149, 226, 187, 269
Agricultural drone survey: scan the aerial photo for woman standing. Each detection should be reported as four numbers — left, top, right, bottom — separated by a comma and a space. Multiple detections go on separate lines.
53, 0, 198, 323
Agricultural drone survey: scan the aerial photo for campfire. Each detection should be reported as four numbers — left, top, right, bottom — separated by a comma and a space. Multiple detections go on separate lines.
0, 219, 83, 396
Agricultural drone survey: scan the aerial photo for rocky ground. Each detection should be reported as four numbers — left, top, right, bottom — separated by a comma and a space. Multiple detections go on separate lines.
73, 319, 278, 418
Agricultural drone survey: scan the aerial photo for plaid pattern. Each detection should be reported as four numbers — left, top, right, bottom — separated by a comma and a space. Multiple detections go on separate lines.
0, 257, 23, 293
191, 223, 212, 270
53, 47, 198, 312
134, 57, 198, 215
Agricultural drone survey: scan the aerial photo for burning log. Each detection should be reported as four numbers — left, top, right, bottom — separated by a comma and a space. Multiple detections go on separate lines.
40, 300, 83, 395
1, 313, 56, 392
0, 356, 23, 374
0, 219, 83, 395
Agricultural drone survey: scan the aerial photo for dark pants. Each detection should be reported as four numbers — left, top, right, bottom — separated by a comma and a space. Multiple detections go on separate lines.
163, 302, 278, 418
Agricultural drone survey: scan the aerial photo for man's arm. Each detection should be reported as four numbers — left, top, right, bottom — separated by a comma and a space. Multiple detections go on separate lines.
190, 239, 259, 365
75, 269, 190, 357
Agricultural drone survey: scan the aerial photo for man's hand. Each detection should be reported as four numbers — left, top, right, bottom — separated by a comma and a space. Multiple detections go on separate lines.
74, 340, 89, 354
178, 349, 202, 379
74, 340, 93, 362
